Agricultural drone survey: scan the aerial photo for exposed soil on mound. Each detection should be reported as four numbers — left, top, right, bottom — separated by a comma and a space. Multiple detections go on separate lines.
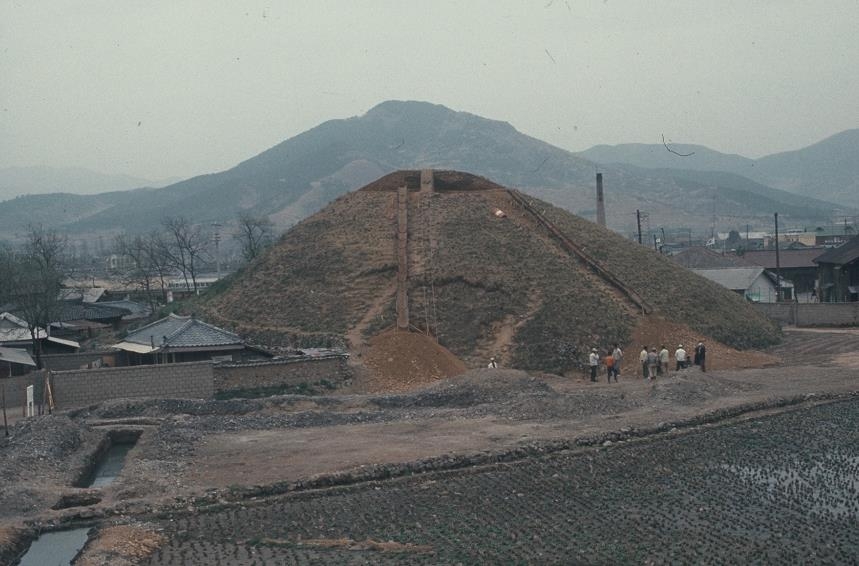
626, 315, 778, 376
359, 170, 506, 192
357, 329, 468, 393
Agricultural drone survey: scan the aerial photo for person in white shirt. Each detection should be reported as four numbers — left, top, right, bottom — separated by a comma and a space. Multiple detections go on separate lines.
612, 344, 624, 376
487, 357, 498, 369
588, 348, 599, 382
675, 344, 687, 370
639, 346, 648, 378
658, 345, 669, 376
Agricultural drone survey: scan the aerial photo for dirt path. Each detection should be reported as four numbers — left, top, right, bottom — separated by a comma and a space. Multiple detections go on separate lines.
477, 288, 542, 366
345, 281, 397, 351
180, 361, 859, 492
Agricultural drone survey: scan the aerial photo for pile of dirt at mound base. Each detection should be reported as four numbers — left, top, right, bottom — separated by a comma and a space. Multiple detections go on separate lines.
361, 329, 468, 393
626, 316, 779, 376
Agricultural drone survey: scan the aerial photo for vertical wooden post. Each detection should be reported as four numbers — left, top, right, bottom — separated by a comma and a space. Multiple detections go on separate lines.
396, 186, 410, 330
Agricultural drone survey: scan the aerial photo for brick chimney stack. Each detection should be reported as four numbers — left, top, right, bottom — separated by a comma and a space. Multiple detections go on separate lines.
596, 173, 606, 227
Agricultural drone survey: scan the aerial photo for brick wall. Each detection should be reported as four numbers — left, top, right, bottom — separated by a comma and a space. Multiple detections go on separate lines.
213, 356, 351, 393
755, 302, 859, 326
50, 362, 214, 409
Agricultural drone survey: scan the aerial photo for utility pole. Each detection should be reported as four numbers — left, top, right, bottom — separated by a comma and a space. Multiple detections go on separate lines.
636, 210, 642, 244
211, 222, 222, 279
774, 212, 782, 302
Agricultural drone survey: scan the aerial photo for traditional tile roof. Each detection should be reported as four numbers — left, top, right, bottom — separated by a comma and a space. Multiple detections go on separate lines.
672, 247, 752, 269
692, 267, 766, 291
118, 313, 243, 352
814, 236, 859, 266
740, 248, 827, 269
51, 302, 131, 323
96, 299, 152, 320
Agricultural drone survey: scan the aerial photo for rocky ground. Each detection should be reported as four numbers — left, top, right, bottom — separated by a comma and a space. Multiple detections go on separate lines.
0, 328, 857, 564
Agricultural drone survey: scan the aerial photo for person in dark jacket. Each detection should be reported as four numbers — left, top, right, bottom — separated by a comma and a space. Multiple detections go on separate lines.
695, 342, 707, 372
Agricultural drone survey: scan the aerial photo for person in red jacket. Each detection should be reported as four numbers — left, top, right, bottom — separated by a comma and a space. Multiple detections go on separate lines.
604, 350, 617, 383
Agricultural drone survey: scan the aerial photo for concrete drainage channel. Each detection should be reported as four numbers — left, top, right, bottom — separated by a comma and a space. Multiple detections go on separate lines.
10, 430, 142, 565
77, 429, 141, 489
16, 527, 92, 566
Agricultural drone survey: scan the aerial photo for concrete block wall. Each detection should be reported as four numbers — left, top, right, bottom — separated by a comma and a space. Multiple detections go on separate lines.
754, 303, 796, 324
796, 303, 859, 326
42, 351, 118, 371
0, 372, 45, 412
755, 302, 859, 326
213, 356, 351, 393
50, 362, 214, 409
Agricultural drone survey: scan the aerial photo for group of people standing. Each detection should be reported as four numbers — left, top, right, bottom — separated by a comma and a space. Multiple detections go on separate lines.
588, 342, 707, 382
638, 343, 706, 380
588, 344, 624, 383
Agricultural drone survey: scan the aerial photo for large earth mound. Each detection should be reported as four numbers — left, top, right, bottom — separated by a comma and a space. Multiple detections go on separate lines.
204, 170, 780, 373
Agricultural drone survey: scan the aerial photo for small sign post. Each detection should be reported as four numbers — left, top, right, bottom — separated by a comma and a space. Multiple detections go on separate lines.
25, 385, 34, 418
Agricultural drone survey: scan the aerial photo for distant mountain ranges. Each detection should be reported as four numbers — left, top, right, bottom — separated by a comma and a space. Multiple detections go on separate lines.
0, 166, 178, 202
0, 101, 855, 241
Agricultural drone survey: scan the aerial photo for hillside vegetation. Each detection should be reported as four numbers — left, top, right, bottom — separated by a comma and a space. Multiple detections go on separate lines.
203, 171, 780, 374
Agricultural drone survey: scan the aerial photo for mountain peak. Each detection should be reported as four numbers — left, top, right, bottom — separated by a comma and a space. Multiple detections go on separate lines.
365, 99, 454, 118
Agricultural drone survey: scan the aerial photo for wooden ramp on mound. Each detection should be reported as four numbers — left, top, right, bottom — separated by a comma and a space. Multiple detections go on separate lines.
359, 329, 468, 393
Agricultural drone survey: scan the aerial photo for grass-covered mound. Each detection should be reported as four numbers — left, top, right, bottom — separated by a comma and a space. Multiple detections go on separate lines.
203, 171, 779, 373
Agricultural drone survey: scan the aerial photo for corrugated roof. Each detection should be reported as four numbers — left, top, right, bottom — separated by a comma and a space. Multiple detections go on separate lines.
112, 341, 157, 354
0, 346, 36, 367
814, 236, 859, 266
741, 248, 827, 269
692, 267, 767, 291
120, 313, 242, 351
47, 336, 80, 349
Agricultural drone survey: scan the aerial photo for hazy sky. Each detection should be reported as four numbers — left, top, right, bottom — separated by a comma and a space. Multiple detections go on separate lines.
2, 1, 858, 181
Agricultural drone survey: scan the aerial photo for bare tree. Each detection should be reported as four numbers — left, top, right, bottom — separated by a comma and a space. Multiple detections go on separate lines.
162, 216, 210, 293
113, 233, 160, 312
235, 212, 274, 262
143, 231, 173, 302
3, 226, 68, 368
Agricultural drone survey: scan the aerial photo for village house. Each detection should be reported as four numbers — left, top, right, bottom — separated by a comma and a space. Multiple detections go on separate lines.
781, 225, 856, 248
692, 267, 794, 303
111, 313, 271, 365
0, 346, 37, 377
739, 248, 827, 302
814, 236, 859, 302
0, 312, 80, 354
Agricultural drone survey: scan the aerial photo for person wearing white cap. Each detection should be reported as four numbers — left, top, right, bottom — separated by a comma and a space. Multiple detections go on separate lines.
675, 344, 688, 370
487, 357, 498, 369
588, 348, 599, 382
